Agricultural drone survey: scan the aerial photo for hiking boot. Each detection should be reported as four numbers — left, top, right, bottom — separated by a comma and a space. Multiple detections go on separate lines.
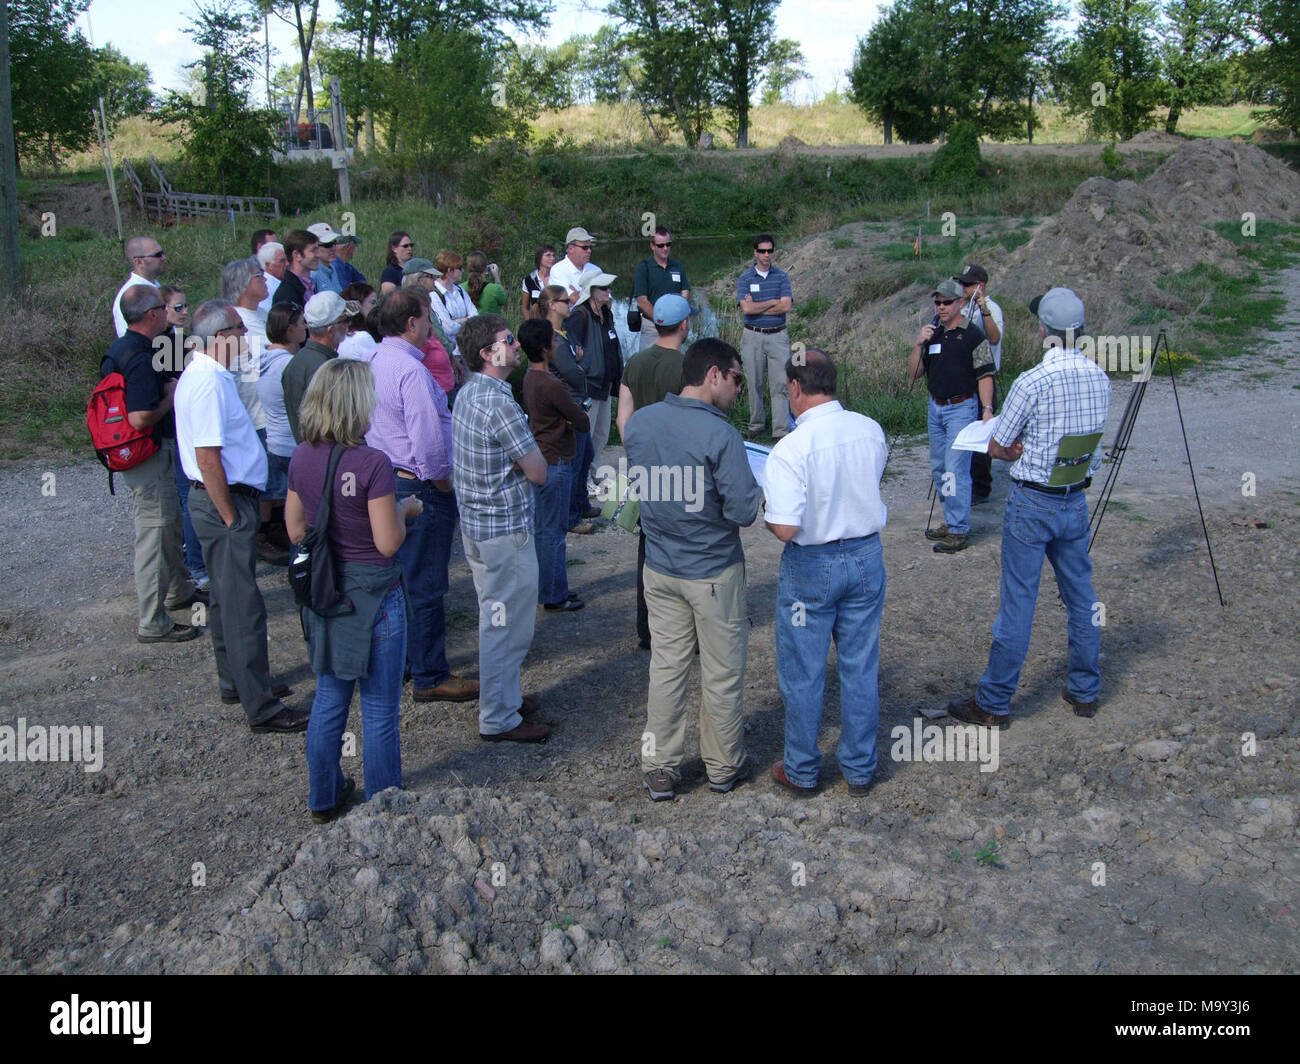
945, 697, 1010, 730
255, 533, 290, 565
924, 524, 950, 541
770, 760, 817, 796
1062, 688, 1098, 718
413, 676, 479, 702
568, 521, 595, 535
932, 533, 968, 554
310, 777, 356, 824
708, 760, 751, 794
644, 768, 675, 801
137, 624, 200, 644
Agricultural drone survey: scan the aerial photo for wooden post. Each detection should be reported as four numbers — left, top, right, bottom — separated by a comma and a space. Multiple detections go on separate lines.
0, 1, 22, 297
331, 78, 351, 205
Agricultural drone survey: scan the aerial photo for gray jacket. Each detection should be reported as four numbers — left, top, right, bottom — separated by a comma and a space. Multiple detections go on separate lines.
624, 392, 761, 579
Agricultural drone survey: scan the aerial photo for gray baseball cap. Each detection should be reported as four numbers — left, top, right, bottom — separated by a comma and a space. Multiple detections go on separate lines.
1029, 287, 1086, 331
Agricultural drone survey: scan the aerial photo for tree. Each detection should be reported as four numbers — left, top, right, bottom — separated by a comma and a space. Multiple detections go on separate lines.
92, 45, 154, 126
1058, 0, 1163, 140
1247, 0, 1300, 135
254, 0, 322, 123
848, 0, 1063, 144
761, 39, 808, 105
1159, 2, 1248, 134
157, 3, 278, 195
8, 0, 98, 170
702, 0, 784, 148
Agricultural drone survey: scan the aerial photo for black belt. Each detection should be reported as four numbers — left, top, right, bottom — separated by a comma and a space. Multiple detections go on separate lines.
192, 480, 261, 498
932, 393, 975, 406
743, 324, 786, 334
1013, 478, 1091, 496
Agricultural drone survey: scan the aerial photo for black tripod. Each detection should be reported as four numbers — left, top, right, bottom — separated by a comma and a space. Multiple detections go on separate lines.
1088, 328, 1226, 607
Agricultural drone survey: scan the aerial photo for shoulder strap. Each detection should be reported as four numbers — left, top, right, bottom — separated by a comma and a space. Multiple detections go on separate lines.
317, 444, 345, 529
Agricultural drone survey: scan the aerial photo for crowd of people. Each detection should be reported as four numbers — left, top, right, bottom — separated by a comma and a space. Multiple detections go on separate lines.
103, 218, 1109, 818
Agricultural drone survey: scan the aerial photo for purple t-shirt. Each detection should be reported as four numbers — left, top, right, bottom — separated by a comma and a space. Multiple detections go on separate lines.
287, 442, 398, 567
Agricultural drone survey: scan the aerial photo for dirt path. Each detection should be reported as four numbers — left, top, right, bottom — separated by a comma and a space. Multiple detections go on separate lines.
0, 271, 1296, 973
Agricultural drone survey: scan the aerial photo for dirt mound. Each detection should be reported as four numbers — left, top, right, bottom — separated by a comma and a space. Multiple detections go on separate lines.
778, 135, 808, 151
996, 176, 1243, 333
1143, 138, 1300, 223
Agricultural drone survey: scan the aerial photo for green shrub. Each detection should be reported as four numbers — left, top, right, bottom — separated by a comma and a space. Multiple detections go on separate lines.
931, 121, 983, 189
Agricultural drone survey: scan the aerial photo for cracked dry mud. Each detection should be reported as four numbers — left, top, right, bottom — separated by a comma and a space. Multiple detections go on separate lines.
2, 267, 1298, 973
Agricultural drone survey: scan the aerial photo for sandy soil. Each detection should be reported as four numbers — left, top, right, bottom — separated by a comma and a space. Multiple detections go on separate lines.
0, 278, 1296, 975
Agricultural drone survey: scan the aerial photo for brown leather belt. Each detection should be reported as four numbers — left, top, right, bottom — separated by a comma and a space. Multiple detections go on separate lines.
932, 393, 975, 406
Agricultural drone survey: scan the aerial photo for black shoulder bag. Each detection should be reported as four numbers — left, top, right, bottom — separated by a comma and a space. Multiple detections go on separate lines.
288, 444, 355, 616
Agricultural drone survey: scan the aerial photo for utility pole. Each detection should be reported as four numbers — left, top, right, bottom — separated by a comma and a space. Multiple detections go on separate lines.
0, 0, 22, 297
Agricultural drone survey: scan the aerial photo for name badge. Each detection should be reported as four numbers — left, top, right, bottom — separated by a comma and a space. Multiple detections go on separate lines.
607, 330, 617, 340
928, 344, 942, 355
750, 283, 761, 293
671, 273, 681, 283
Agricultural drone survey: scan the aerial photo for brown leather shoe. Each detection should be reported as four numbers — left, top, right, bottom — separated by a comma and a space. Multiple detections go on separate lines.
1062, 687, 1098, 718
480, 721, 550, 743
251, 707, 311, 734
413, 676, 479, 702
932, 533, 968, 554
945, 697, 1010, 729
924, 524, 950, 542
770, 759, 817, 796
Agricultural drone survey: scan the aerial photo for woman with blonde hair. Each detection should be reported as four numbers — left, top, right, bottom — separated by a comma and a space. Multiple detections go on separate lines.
286, 358, 422, 824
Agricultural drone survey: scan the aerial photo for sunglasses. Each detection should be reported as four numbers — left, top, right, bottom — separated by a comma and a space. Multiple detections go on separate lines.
727, 369, 746, 387
493, 333, 517, 347
755, 247, 774, 254
654, 241, 672, 248
934, 298, 958, 306
574, 244, 593, 251
138, 250, 166, 260
553, 298, 570, 305
169, 302, 187, 311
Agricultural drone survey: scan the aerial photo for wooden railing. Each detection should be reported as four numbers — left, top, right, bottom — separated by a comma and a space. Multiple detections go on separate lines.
121, 158, 279, 223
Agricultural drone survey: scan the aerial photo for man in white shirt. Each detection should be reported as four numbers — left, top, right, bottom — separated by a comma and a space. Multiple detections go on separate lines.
175, 299, 307, 734
548, 227, 602, 298
111, 235, 166, 337
256, 241, 287, 312
764, 349, 889, 797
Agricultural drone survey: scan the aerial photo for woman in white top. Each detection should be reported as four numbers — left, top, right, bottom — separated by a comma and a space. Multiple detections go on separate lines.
430, 250, 475, 355
337, 283, 379, 361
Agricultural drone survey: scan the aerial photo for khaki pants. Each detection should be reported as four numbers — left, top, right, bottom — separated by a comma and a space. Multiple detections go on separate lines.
642, 560, 748, 784
739, 327, 791, 438
120, 438, 193, 637
462, 530, 538, 735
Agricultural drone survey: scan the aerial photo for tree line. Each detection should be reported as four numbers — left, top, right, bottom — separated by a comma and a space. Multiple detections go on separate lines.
9, 0, 1300, 182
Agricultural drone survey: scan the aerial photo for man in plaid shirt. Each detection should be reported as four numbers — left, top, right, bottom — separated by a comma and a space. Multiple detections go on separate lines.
947, 288, 1111, 728
452, 315, 551, 743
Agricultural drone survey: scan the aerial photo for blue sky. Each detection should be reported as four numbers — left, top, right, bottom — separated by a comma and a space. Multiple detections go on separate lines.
82, 0, 883, 101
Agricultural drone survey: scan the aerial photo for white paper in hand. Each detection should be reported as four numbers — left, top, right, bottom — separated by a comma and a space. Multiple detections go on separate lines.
953, 416, 999, 453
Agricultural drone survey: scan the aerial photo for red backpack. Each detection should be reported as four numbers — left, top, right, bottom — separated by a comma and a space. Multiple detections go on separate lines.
87, 353, 158, 494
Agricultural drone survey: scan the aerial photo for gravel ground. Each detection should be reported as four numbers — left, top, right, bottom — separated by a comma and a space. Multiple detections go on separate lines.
1, 271, 1297, 974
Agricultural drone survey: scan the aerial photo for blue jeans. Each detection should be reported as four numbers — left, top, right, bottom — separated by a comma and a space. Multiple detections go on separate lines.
775, 535, 886, 788
928, 397, 977, 535
977, 484, 1100, 717
568, 430, 594, 528
173, 445, 206, 581
307, 585, 407, 809
533, 460, 571, 605
394, 480, 457, 689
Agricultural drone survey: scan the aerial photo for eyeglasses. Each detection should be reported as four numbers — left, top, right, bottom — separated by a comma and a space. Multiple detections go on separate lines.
654, 241, 672, 248
934, 298, 958, 306
755, 247, 774, 254
138, 250, 166, 260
